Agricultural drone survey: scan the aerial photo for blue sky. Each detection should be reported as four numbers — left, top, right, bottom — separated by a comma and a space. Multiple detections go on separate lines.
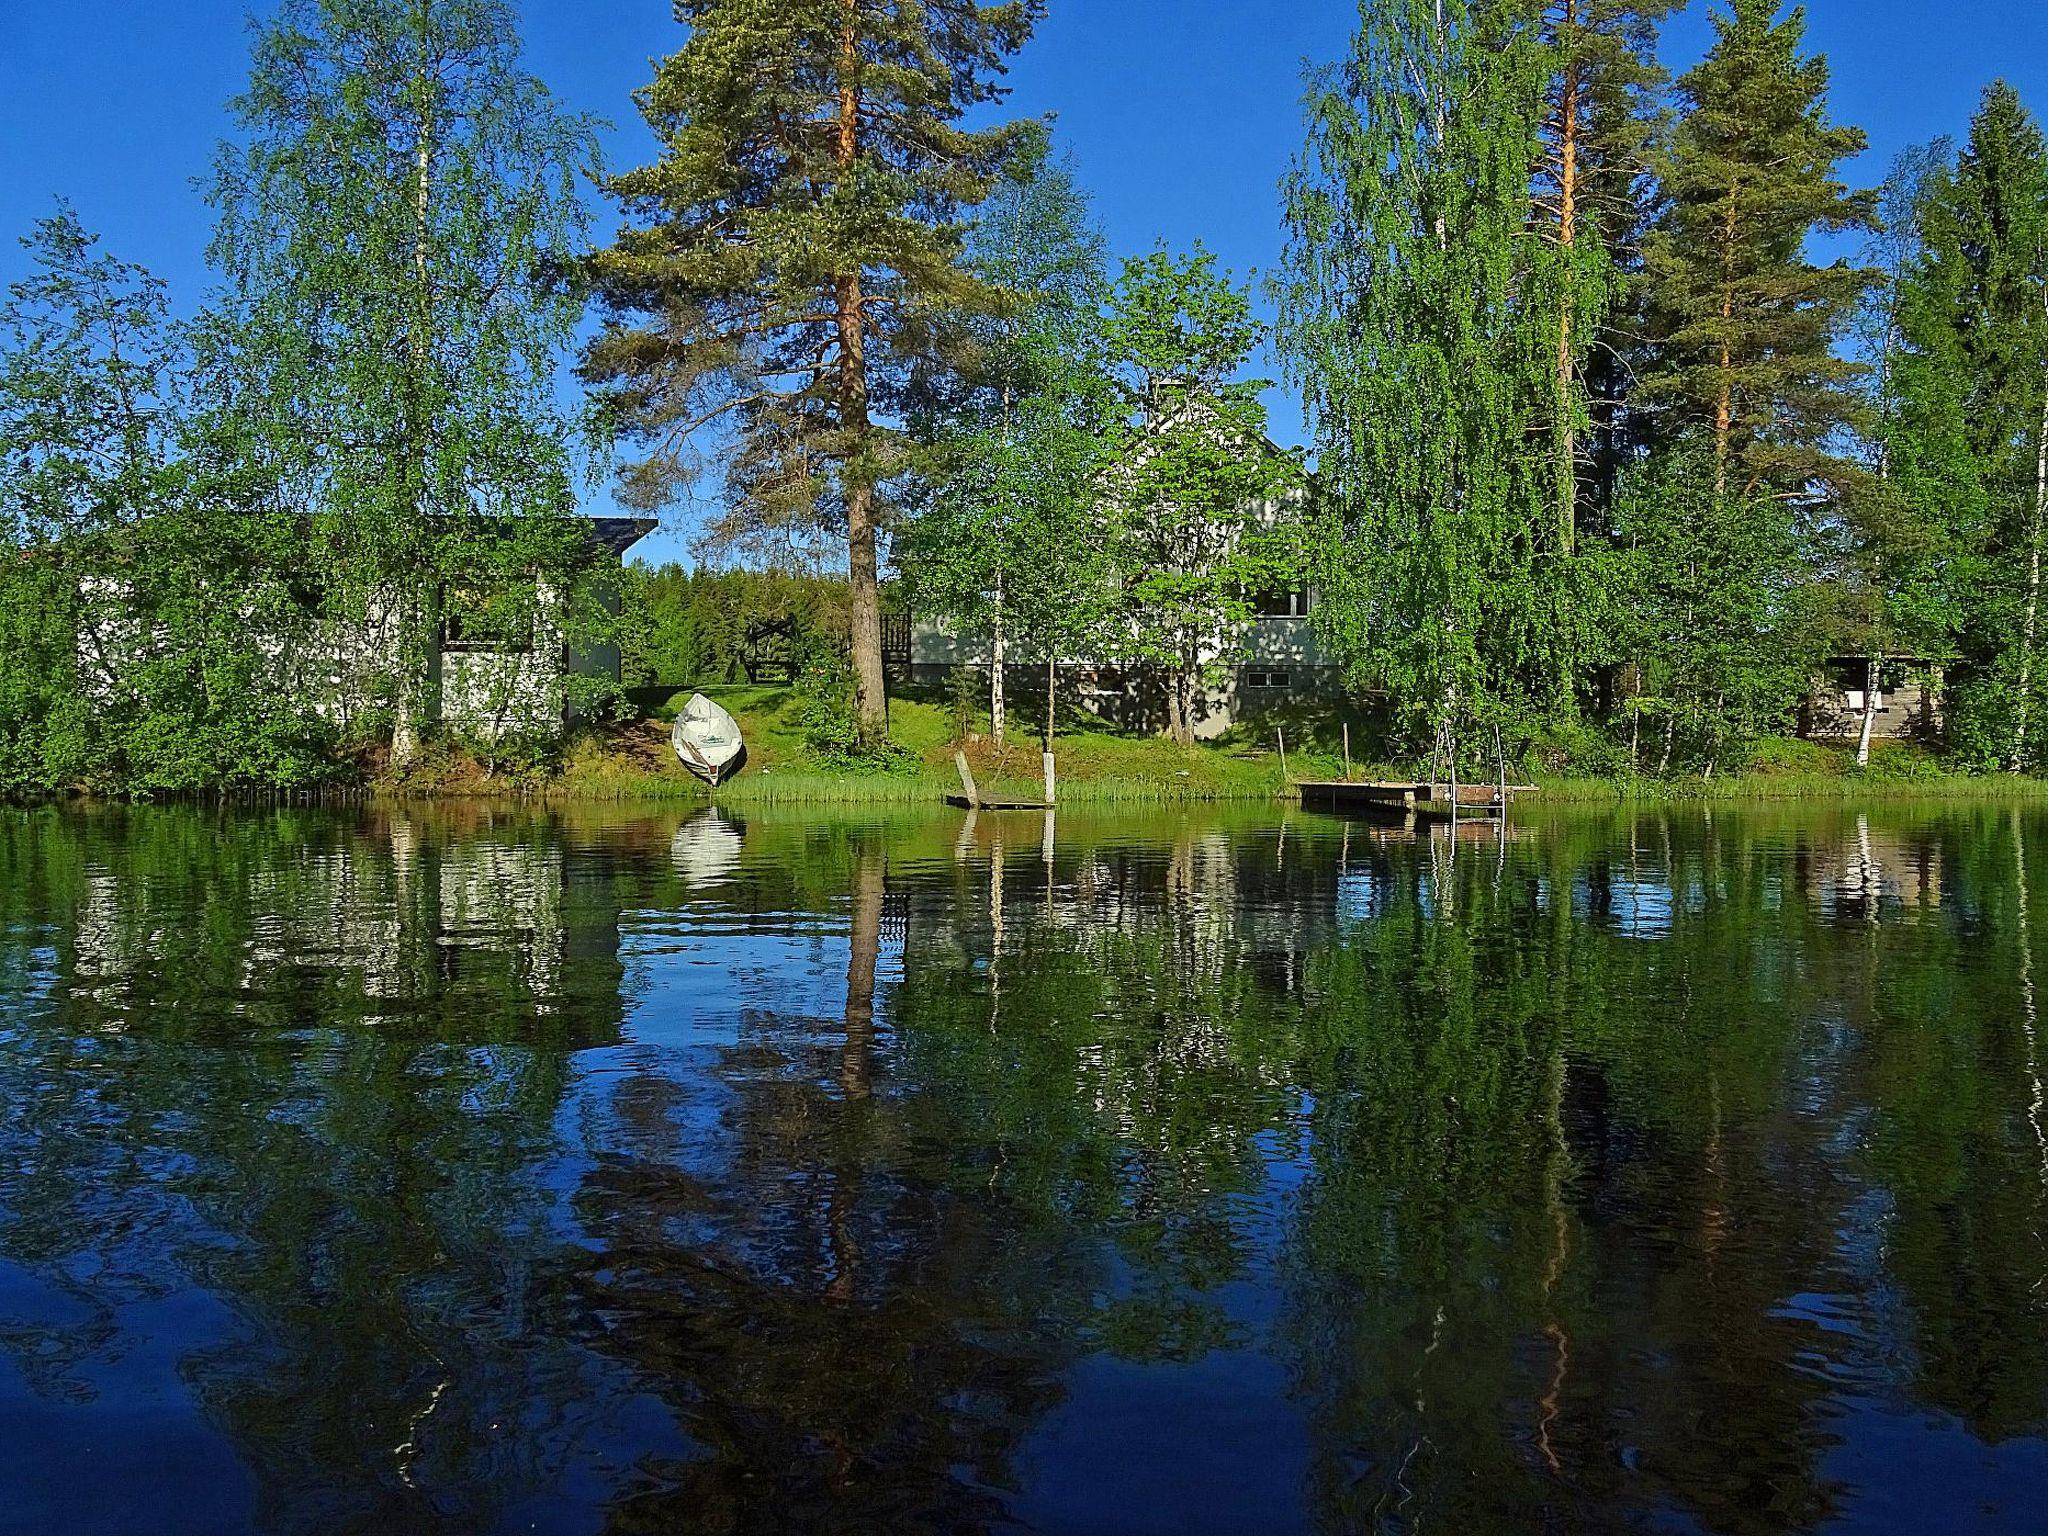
6, 1, 2048, 563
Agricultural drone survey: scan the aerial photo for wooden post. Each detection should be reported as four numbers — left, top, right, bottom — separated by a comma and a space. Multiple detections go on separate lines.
954, 750, 981, 809
1343, 722, 1352, 781
1042, 751, 1057, 808
1276, 727, 1289, 786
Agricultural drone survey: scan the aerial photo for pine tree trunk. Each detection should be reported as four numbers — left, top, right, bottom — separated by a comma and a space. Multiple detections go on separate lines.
1714, 197, 1739, 502
837, 6, 888, 748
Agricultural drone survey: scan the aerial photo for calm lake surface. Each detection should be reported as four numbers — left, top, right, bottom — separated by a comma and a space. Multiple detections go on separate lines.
2, 800, 2046, 1534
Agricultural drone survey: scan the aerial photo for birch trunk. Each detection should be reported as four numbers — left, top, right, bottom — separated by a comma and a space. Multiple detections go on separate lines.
393, 10, 437, 768
1857, 656, 1880, 768
990, 569, 1006, 748
2017, 311, 2048, 772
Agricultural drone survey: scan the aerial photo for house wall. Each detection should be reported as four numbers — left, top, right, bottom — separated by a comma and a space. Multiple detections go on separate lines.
1802, 662, 1944, 745
75, 553, 635, 745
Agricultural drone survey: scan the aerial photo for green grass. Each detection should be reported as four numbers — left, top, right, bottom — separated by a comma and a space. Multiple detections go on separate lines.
390, 689, 2048, 809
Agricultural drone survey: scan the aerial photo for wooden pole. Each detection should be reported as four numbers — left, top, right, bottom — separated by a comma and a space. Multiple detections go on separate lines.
1042, 750, 1057, 808
954, 750, 981, 809
1343, 722, 1352, 781
1276, 726, 1289, 785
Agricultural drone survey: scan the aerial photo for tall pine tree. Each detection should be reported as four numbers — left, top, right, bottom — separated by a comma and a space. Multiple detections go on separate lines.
584, 0, 1043, 748
1638, 0, 1871, 505
1534, 0, 1680, 550
1891, 84, 2048, 768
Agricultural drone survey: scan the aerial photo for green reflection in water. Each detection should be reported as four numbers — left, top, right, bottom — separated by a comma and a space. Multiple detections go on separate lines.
0, 801, 2045, 1534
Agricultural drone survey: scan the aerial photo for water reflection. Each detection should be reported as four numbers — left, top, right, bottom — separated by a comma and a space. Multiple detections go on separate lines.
0, 801, 2046, 1533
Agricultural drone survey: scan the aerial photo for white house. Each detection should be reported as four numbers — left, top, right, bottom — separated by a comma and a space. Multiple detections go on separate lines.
77, 514, 653, 744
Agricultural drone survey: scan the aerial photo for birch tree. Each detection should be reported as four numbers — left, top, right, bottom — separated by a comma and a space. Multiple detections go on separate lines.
1104, 248, 1303, 747
205, 0, 602, 767
902, 157, 1116, 748
1279, 0, 1570, 758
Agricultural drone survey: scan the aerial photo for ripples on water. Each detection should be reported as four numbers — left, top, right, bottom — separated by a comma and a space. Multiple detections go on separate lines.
1, 801, 2047, 1534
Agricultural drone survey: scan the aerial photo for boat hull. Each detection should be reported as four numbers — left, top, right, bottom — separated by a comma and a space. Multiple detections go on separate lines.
671, 695, 746, 786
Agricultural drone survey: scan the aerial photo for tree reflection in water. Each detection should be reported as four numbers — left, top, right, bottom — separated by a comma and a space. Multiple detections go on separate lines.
0, 802, 2046, 1533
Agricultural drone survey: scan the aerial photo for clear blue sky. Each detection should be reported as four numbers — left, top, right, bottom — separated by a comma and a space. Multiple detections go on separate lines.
6, 1, 2047, 563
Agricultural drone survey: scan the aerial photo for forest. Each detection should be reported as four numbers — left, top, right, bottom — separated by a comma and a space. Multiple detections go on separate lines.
5, 0, 2048, 792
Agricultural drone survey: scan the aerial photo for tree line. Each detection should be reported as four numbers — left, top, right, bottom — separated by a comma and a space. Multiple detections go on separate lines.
8, 0, 2048, 789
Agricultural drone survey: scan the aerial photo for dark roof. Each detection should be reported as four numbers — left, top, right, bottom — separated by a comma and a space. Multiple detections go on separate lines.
587, 516, 658, 557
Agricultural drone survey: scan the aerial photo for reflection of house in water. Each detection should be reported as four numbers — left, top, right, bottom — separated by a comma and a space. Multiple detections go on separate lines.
920, 817, 1347, 998
211, 814, 630, 1027
1801, 817, 1945, 922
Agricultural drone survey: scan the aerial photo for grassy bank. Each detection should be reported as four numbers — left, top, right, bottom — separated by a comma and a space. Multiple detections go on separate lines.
519, 684, 1312, 805
372, 685, 2048, 808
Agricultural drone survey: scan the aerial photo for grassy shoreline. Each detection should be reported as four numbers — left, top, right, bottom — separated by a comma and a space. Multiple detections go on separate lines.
23, 683, 2048, 808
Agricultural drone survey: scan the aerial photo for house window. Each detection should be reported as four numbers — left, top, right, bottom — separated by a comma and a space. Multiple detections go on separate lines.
1250, 587, 1313, 619
1245, 668, 1292, 691
443, 586, 536, 654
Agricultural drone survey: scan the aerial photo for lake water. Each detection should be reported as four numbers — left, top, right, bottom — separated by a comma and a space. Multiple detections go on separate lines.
1, 800, 2046, 1534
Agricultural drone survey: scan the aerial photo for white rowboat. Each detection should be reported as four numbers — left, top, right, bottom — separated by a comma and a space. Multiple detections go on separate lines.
671, 694, 746, 786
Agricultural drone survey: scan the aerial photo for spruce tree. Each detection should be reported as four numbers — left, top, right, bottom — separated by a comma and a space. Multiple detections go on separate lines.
584, 0, 1044, 749
1892, 84, 2048, 768
1638, 0, 1871, 505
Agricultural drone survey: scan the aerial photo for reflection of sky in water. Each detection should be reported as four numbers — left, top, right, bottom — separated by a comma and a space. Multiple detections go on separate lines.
0, 805, 2041, 1534
1573, 871, 1676, 939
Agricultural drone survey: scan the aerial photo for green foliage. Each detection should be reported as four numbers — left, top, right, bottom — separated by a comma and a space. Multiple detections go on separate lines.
1890, 84, 2048, 769
205, 0, 604, 763
1281, 0, 1590, 752
1637, 0, 1873, 503
900, 156, 1120, 744
622, 564, 851, 688
1605, 449, 1816, 769
1105, 247, 1305, 745
0, 210, 335, 793
790, 652, 912, 771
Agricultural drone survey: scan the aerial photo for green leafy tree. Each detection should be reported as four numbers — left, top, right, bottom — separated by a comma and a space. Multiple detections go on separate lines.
205, 0, 603, 767
1637, 0, 1872, 505
1608, 449, 1813, 770
1104, 248, 1303, 747
1831, 140, 1955, 765
583, 0, 1044, 750
1280, 0, 1573, 760
0, 209, 171, 786
0, 210, 327, 792
1891, 84, 2048, 769
902, 157, 1117, 747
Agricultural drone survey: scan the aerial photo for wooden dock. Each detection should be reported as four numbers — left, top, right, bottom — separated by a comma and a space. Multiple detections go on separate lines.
1296, 781, 1536, 819
948, 751, 1055, 813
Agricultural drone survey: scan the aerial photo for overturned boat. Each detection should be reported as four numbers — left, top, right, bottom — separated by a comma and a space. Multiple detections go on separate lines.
671, 694, 746, 786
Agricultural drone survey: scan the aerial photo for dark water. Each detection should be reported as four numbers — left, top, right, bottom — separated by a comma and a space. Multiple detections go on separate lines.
2, 800, 2046, 1534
